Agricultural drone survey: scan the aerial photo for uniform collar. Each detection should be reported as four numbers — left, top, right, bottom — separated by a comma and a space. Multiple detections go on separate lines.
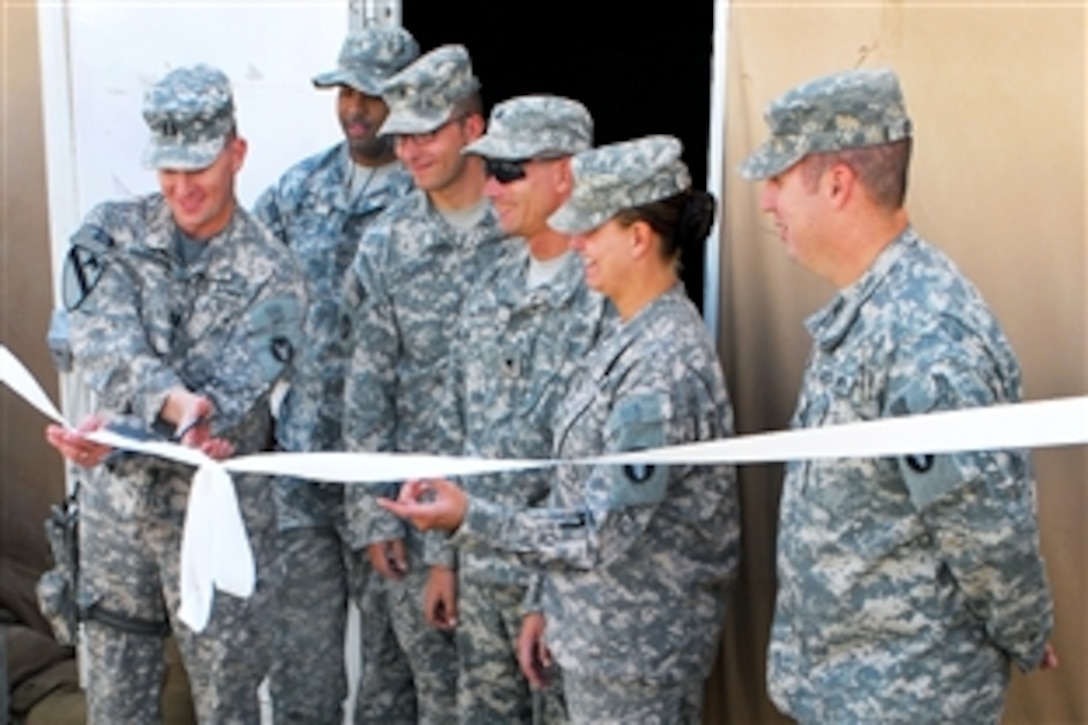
493, 246, 586, 309
335, 143, 413, 214
586, 282, 687, 382
414, 191, 502, 252
805, 226, 918, 351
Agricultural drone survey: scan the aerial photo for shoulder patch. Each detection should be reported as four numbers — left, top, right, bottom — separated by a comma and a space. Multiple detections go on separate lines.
248, 295, 304, 379
606, 393, 669, 508
62, 225, 115, 311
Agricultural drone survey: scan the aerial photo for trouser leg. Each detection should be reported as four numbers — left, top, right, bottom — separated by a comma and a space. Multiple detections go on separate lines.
79, 467, 168, 725
384, 551, 458, 725
270, 525, 348, 724
353, 555, 417, 724
155, 472, 276, 724
563, 672, 702, 725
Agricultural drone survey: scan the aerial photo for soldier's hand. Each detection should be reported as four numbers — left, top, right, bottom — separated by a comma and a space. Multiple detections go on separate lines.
1039, 642, 1059, 670
164, 390, 235, 459
424, 565, 458, 630
368, 539, 407, 580
378, 477, 467, 531
517, 612, 553, 689
45, 414, 111, 467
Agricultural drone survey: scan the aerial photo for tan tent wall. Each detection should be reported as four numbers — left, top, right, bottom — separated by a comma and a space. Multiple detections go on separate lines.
714, 2, 1085, 722
1, 4, 65, 588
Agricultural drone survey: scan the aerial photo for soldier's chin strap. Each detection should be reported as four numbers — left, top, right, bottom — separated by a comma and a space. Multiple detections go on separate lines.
4, 344, 1088, 633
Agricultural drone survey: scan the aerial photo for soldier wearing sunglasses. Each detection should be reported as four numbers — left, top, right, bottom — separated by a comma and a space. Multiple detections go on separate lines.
426, 95, 614, 724
380, 135, 740, 725
341, 44, 513, 723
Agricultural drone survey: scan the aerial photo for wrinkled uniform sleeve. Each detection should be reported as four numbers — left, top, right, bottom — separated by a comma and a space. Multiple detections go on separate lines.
455, 381, 674, 571
342, 224, 407, 547
66, 213, 185, 428
251, 183, 288, 246
888, 330, 1053, 671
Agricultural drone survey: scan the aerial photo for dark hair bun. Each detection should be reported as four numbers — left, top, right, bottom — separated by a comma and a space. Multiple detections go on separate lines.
679, 190, 717, 247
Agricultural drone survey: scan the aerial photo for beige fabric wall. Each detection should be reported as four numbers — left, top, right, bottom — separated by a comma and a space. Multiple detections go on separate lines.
1, 5, 65, 579
711, 3, 1085, 723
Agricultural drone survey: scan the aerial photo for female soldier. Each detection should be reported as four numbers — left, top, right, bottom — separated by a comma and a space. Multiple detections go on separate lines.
381, 135, 740, 725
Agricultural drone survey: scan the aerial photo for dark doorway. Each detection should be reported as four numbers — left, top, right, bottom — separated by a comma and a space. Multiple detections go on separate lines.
404, 3, 715, 311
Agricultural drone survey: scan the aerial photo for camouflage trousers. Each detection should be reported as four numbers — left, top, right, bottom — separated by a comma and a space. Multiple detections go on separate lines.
456, 576, 566, 725
562, 671, 703, 725
380, 544, 459, 725
79, 464, 276, 724
271, 482, 415, 724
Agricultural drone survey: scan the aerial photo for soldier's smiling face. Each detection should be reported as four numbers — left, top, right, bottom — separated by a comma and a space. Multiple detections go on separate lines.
759, 158, 827, 272
159, 136, 246, 240
484, 157, 568, 239
337, 85, 391, 163
393, 113, 482, 194
569, 217, 633, 299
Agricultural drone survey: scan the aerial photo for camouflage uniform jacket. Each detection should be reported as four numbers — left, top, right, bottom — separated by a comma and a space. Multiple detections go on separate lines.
254, 142, 413, 456
454, 284, 740, 682
342, 189, 512, 557
448, 247, 613, 586
67, 194, 307, 457
768, 228, 1054, 723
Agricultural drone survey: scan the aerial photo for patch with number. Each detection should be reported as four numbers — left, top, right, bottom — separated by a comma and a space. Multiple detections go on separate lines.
606, 394, 668, 508
62, 225, 115, 311
891, 373, 973, 509
248, 295, 303, 379
898, 452, 968, 510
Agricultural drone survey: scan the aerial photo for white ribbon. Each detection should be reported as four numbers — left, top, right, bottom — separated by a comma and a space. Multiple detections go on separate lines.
4, 343, 1087, 631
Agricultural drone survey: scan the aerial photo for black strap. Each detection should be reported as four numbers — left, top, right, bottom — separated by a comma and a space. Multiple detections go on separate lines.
80, 603, 171, 638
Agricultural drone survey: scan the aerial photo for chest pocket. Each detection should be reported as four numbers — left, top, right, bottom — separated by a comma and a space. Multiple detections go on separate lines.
605, 393, 669, 509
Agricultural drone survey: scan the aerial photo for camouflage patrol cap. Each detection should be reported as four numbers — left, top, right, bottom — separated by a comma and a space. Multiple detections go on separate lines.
462, 95, 593, 160
548, 135, 691, 235
378, 45, 481, 136
142, 64, 235, 171
739, 68, 912, 180
312, 26, 420, 96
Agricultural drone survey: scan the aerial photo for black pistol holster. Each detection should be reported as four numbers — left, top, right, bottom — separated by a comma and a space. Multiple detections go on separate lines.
36, 482, 171, 644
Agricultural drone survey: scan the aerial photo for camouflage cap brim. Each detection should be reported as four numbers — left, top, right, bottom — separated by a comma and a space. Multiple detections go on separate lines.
462, 95, 593, 161
142, 135, 226, 171
311, 70, 384, 97
462, 135, 568, 161
377, 106, 455, 136
549, 135, 690, 236
738, 135, 808, 180
547, 198, 613, 236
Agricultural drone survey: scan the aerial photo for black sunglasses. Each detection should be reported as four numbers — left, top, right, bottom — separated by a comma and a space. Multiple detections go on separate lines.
484, 157, 529, 184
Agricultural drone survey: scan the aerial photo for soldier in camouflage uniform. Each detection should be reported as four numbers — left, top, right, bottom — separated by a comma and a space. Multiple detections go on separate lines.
341, 45, 511, 723
434, 95, 611, 724
738, 68, 1056, 722
252, 26, 418, 724
61, 65, 307, 723
381, 135, 741, 725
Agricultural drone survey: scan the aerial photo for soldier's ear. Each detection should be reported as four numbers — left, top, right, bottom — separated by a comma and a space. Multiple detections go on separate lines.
227, 136, 248, 173
825, 162, 855, 208
629, 219, 654, 260
554, 157, 574, 197
462, 113, 486, 142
